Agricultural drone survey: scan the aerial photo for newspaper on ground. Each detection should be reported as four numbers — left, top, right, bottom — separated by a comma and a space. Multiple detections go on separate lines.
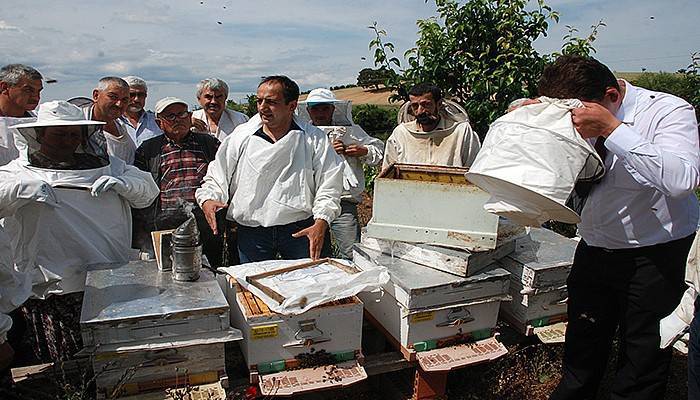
219, 258, 389, 315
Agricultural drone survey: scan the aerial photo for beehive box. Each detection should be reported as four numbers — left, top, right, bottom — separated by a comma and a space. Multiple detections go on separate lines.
366, 164, 501, 251
354, 245, 510, 367
80, 261, 241, 397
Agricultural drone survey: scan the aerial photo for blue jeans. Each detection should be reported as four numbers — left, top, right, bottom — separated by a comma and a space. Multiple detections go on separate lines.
330, 200, 360, 259
690, 295, 700, 399
237, 217, 331, 263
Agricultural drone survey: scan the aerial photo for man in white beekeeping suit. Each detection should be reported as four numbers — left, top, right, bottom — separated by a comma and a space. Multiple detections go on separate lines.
382, 82, 481, 170
301, 88, 384, 259
191, 78, 249, 141
0, 64, 43, 166
196, 76, 343, 262
0, 100, 158, 363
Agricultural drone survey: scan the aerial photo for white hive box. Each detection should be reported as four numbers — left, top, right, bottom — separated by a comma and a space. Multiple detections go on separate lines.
223, 276, 367, 395
360, 218, 524, 277
354, 245, 510, 368
80, 261, 242, 398
494, 228, 577, 334
366, 164, 501, 251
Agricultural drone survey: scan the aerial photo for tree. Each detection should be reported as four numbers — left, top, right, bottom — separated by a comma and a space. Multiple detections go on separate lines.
226, 94, 258, 117
357, 67, 392, 90
368, 0, 559, 136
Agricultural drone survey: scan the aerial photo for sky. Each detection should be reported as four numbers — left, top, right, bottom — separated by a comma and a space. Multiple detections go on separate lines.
1, 0, 698, 108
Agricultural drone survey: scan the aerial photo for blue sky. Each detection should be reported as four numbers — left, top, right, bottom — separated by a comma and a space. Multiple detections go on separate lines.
1, 0, 698, 108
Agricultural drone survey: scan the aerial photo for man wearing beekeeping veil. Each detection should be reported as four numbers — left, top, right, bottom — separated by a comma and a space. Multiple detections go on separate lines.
300, 88, 384, 259
382, 83, 481, 170
0, 100, 158, 363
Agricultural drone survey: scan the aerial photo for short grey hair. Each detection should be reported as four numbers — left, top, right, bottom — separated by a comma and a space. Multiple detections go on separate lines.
196, 78, 229, 99
122, 75, 147, 91
96, 76, 129, 92
0, 64, 43, 86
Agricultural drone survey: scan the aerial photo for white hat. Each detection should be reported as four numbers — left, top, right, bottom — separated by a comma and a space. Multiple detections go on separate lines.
155, 97, 188, 115
306, 88, 337, 106
11, 100, 105, 129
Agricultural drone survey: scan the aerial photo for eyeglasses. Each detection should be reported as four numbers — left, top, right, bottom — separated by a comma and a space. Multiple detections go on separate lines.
159, 110, 190, 121
129, 91, 147, 98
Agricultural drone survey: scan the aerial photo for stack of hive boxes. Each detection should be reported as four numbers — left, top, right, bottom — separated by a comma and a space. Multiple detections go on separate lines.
356, 164, 578, 360
490, 227, 578, 337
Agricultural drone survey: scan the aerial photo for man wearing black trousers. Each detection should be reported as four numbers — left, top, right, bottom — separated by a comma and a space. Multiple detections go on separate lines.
539, 56, 700, 400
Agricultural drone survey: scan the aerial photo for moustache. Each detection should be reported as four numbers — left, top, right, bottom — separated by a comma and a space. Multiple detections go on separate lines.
416, 112, 438, 125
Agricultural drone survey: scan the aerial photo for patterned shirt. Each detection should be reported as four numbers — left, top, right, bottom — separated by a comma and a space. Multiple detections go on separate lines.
159, 135, 211, 214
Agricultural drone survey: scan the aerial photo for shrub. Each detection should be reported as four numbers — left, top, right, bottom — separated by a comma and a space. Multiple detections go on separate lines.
352, 104, 398, 141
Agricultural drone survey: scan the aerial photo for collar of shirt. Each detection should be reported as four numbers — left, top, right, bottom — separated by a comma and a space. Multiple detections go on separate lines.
253, 120, 302, 144
163, 132, 197, 148
615, 80, 637, 124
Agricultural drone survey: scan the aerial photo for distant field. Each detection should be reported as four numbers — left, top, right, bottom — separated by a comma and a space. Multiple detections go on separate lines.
300, 87, 398, 106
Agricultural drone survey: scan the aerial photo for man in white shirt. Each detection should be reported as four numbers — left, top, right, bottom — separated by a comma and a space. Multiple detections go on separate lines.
86, 77, 137, 164
0, 64, 42, 166
191, 78, 249, 141
119, 76, 162, 147
543, 56, 699, 400
303, 88, 384, 259
382, 83, 481, 170
196, 76, 343, 262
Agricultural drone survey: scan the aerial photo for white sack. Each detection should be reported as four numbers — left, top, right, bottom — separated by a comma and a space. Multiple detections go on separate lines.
220, 258, 389, 315
466, 97, 604, 226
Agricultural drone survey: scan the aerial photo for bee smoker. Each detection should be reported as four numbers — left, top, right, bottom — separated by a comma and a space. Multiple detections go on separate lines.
170, 216, 202, 281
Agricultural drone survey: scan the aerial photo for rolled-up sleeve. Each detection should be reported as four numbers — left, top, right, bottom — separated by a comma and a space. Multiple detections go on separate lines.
605, 103, 699, 197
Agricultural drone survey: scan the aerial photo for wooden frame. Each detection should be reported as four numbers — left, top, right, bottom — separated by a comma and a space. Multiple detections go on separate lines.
245, 258, 361, 304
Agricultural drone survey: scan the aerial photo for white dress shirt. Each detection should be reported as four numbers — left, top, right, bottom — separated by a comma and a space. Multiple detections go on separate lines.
579, 81, 700, 248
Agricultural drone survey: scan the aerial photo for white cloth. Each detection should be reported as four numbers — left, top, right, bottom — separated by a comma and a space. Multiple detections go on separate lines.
84, 106, 137, 165
0, 156, 159, 298
0, 226, 32, 343
220, 258, 389, 315
660, 228, 700, 348
118, 110, 163, 148
192, 108, 249, 141
579, 81, 700, 248
196, 114, 344, 227
382, 115, 481, 170
466, 97, 604, 226
0, 115, 35, 167
333, 124, 383, 203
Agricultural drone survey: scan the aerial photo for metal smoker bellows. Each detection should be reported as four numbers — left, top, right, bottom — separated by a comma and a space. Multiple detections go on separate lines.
170, 216, 202, 281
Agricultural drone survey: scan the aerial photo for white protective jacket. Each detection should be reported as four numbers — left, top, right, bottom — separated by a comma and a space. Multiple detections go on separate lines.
382, 114, 481, 170
196, 114, 344, 227
192, 108, 249, 141
333, 124, 384, 203
0, 115, 35, 167
0, 145, 158, 298
660, 230, 700, 348
0, 216, 32, 343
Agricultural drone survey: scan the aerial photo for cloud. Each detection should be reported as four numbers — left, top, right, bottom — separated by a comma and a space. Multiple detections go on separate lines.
0, 20, 21, 31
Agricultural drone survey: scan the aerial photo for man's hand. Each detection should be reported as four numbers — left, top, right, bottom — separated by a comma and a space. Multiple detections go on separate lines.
17, 179, 59, 206
191, 117, 208, 133
202, 200, 228, 235
332, 140, 346, 155
571, 102, 622, 139
291, 219, 328, 260
344, 144, 368, 158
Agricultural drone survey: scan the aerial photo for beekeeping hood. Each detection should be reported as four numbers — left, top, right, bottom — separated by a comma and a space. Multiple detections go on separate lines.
465, 97, 605, 226
297, 89, 353, 127
397, 98, 470, 135
11, 100, 108, 170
